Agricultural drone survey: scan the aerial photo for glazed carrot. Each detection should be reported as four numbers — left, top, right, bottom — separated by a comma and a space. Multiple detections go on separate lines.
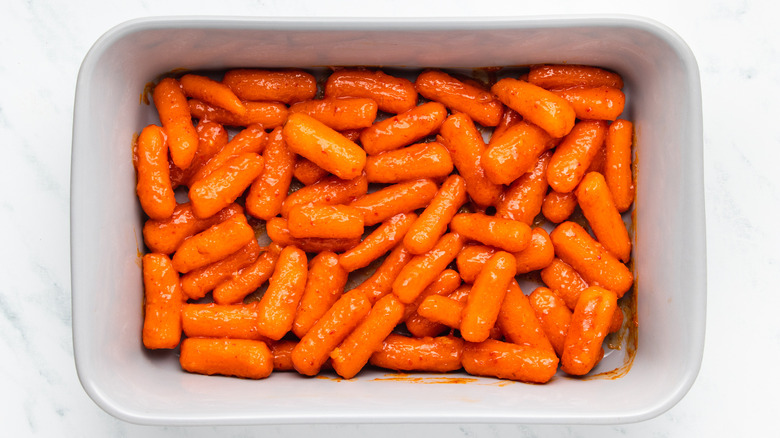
338, 212, 417, 272
180, 338, 273, 379
360, 102, 448, 155
180, 73, 246, 115
289, 97, 378, 131
482, 121, 554, 185
461, 339, 558, 383
541, 190, 578, 224
514, 227, 555, 274
497, 280, 554, 353
350, 243, 413, 304
547, 120, 608, 193
189, 152, 265, 219
550, 221, 633, 297
492, 107, 523, 140
460, 252, 516, 343
402, 269, 462, 322
142, 203, 242, 254
415, 69, 504, 127
212, 243, 283, 305
552, 86, 625, 121
403, 174, 467, 255
540, 258, 590, 310
222, 68, 317, 104
365, 141, 453, 183
528, 64, 624, 90
528, 287, 572, 357
270, 340, 298, 371
324, 69, 417, 114
293, 157, 329, 185
170, 121, 229, 189
587, 142, 607, 174
292, 251, 349, 339
610, 307, 624, 333
180, 238, 261, 300
369, 334, 464, 373
153, 77, 198, 169
283, 113, 366, 180
281, 173, 368, 217
456, 245, 496, 284
181, 302, 267, 341
189, 98, 288, 129
171, 214, 255, 273
135, 124, 175, 220
265, 217, 361, 253
604, 119, 635, 212
417, 295, 464, 329
450, 213, 532, 253
287, 204, 365, 240
245, 127, 295, 220
188, 124, 267, 186
576, 172, 632, 262
561, 286, 618, 375
438, 113, 502, 207
142, 253, 183, 349
292, 289, 372, 376
406, 283, 469, 338
350, 178, 438, 226
340, 129, 363, 142
392, 233, 465, 304
491, 78, 576, 139
331, 294, 405, 379
255, 246, 308, 340
494, 150, 553, 225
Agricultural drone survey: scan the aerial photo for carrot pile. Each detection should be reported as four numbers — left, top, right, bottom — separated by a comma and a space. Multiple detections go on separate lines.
136, 65, 635, 383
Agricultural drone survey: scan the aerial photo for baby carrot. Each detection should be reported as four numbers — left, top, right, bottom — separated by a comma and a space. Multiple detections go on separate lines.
460, 251, 516, 343
528, 287, 572, 357
360, 102, 448, 155
188, 123, 267, 186
528, 64, 624, 90
414, 69, 504, 127
403, 174, 467, 255
283, 113, 367, 180
540, 258, 590, 311
450, 213, 532, 253
189, 152, 265, 219
142, 253, 183, 349
550, 221, 633, 297
180, 338, 273, 380
514, 227, 555, 274
604, 119, 635, 212
281, 173, 368, 217
392, 232, 465, 304
482, 121, 554, 185
270, 340, 298, 371
417, 295, 464, 330
492, 107, 523, 140
293, 157, 329, 185
287, 204, 365, 240
456, 245, 495, 284
181, 302, 267, 341
438, 113, 502, 207
212, 243, 284, 305
497, 280, 554, 353
575, 171, 632, 262
180, 238, 261, 300
189, 98, 288, 129
402, 269, 462, 321
255, 246, 308, 340
541, 190, 578, 224
462, 339, 558, 384
561, 286, 618, 375
350, 178, 439, 226
135, 124, 175, 220
350, 243, 413, 304
364, 141, 453, 183
551, 86, 625, 121
289, 97, 378, 131
406, 283, 469, 338
494, 150, 553, 225
180, 73, 246, 116
171, 214, 255, 273
245, 127, 295, 220
547, 120, 608, 193
292, 251, 349, 339
222, 69, 317, 104
369, 334, 464, 373
153, 77, 198, 169
331, 294, 406, 379
491, 78, 576, 139
265, 217, 361, 254
338, 212, 417, 272
292, 289, 372, 376
324, 69, 417, 114
170, 121, 229, 189
142, 203, 242, 254
587, 142, 607, 174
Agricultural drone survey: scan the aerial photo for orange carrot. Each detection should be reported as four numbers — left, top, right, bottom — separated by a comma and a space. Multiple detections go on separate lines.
153, 77, 198, 169
540, 257, 590, 311
551, 86, 625, 121
212, 243, 284, 305
514, 227, 555, 274
414, 69, 504, 127
462, 339, 558, 383
142, 203, 242, 254
403, 174, 467, 255
265, 217, 361, 254
491, 78, 576, 139
528, 287, 572, 357
350, 178, 439, 226
142, 253, 183, 349
405, 283, 470, 338
245, 127, 295, 220
402, 269, 462, 322
547, 120, 608, 193
360, 102, 448, 155
365, 141, 453, 183
369, 334, 464, 373
493, 150, 552, 225
492, 107, 523, 140
561, 286, 618, 375
180, 338, 273, 379
135, 124, 175, 220
482, 121, 554, 185
189, 152, 265, 219
289, 97, 378, 131
604, 119, 635, 212
350, 243, 413, 304
180, 73, 246, 115
417, 295, 464, 329
283, 113, 366, 180
270, 340, 298, 371
281, 173, 368, 217
171, 214, 255, 273
497, 280, 554, 353
324, 69, 417, 114
456, 245, 496, 284
338, 212, 417, 272
189, 124, 267, 186
293, 157, 329, 185
542, 190, 578, 224
575, 171, 632, 262
180, 239, 261, 300
170, 121, 228, 189
181, 302, 267, 341
528, 64, 624, 90
292, 251, 349, 339
392, 233, 465, 304
287, 204, 365, 240
189, 98, 288, 129
255, 246, 308, 340
460, 252, 516, 343
222, 69, 317, 104
450, 213, 532, 253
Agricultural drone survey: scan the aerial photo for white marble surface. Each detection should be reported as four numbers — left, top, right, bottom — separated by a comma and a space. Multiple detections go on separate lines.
2, 0, 779, 436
